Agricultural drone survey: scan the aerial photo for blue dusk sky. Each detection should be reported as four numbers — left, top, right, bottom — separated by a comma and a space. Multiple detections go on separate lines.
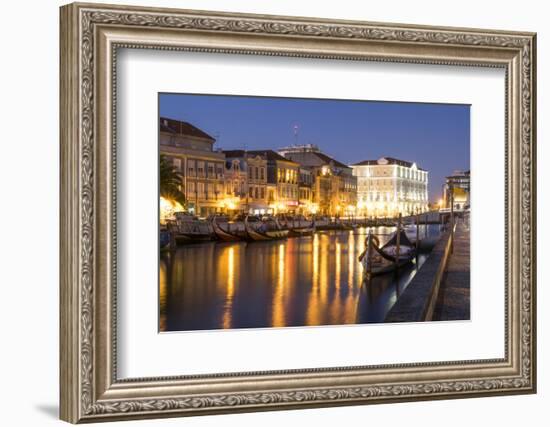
159, 93, 470, 203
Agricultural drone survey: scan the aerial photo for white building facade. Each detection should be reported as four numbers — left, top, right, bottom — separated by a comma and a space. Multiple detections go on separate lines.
351, 157, 429, 217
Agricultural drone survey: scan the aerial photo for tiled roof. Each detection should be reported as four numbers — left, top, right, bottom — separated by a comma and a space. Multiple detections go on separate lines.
222, 150, 247, 158
222, 150, 269, 160
311, 151, 350, 169
247, 150, 299, 164
159, 117, 215, 141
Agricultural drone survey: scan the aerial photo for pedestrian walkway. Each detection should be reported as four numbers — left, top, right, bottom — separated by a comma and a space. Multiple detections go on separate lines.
433, 218, 470, 321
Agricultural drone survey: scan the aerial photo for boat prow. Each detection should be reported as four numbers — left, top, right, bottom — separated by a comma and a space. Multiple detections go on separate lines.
211, 216, 243, 242
288, 218, 316, 237
244, 216, 289, 241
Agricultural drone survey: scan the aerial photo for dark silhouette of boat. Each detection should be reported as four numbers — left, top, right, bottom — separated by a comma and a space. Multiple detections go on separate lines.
173, 213, 214, 243
211, 216, 246, 241
287, 217, 316, 237
358, 228, 415, 277
159, 229, 171, 251
244, 215, 289, 241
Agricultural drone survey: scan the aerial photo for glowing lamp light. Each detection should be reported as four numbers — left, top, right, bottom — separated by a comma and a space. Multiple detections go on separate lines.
220, 197, 239, 210
309, 203, 319, 214
160, 197, 184, 223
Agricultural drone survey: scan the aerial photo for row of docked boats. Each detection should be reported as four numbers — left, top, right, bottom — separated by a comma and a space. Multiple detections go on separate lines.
163, 213, 318, 246
212, 216, 299, 241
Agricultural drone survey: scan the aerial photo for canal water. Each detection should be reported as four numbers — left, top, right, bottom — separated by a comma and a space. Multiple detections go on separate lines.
160, 224, 442, 332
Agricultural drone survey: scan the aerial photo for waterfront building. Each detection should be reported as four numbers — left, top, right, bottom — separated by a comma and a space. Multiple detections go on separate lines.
351, 156, 428, 217
266, 182, 277, 212
278, 144, 357, 216
443, 170, 470, 210
298, 167, 315, 214
247, 150, 300, 213
222, 152, 248, 214
222, 150, 269, 214
159, 117, 225, 217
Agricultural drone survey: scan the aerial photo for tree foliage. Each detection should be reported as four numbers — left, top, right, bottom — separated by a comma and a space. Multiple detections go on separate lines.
160, 154, 186, 207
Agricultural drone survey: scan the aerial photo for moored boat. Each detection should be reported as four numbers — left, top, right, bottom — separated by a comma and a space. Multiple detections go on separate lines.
244, 215, 289, 241
287, 218, 316, 237
338, 218, 357, 230
159, 228, 172, 251
211, 216, 245, 241
358, 228, 415, 277
173, 212, 214, 243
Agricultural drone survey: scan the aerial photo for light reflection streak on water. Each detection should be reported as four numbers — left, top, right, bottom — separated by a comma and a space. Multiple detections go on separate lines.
335, 242, 341, 291
356, 231, 366, 287
158, 261, 167, 331
306, 234, 320, 326
272, 243, 286, 327
222, 246, 235, 329
347, 230, 355, 288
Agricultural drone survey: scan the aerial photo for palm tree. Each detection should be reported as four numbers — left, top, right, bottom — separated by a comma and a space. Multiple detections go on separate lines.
160, 154, 186, 207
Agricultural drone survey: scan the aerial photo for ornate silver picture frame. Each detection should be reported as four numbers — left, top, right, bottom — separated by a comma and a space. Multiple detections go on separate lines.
60, 2, 536, 423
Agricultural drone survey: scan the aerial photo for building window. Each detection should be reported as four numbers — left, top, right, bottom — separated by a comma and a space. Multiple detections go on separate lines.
260, 167, 265, 180
197, 182, 205, 198
197, 161, 205, 177
188, 160, 195, 176
249, 186, 254, 198
260, 187, 265, 199
207, 165, 214, 177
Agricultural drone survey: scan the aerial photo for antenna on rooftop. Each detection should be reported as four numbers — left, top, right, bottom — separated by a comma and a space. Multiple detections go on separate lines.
293, 123, 300, 146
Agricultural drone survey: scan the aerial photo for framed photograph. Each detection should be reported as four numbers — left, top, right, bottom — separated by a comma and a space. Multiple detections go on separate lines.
60, 2, 537, 423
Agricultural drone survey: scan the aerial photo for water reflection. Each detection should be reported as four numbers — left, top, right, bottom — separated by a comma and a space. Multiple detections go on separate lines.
159, 225, 441, 332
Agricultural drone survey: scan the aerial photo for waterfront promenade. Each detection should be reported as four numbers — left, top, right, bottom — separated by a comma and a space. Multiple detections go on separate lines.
433, 219, 470, 320
385, 216, 470, 322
